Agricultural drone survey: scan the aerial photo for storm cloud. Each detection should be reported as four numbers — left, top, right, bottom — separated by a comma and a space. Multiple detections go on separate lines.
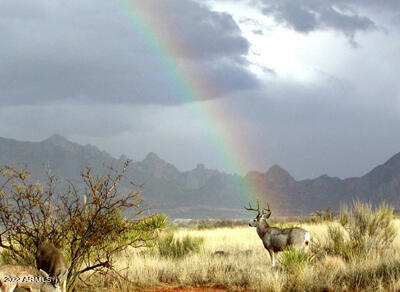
258, 0, 377, 38
0, 0, 258, 106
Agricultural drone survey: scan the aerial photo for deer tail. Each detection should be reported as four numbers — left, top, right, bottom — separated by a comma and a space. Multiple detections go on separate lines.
304, 232, 311, 246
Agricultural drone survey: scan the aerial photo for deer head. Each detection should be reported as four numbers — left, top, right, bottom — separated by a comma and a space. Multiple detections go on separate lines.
244, 200, 271, 227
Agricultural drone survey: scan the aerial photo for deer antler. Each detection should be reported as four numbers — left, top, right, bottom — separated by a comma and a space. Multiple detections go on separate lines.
244, 200, 261, 215
263, 201, 272, 218
263, 201, 270, 212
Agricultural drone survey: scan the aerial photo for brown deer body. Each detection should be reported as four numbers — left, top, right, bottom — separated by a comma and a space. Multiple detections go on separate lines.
246, 201, 310, 266
36, 243, 67, 292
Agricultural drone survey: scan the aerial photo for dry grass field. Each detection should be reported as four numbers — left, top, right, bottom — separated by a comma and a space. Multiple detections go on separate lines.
78, 203, 400, 292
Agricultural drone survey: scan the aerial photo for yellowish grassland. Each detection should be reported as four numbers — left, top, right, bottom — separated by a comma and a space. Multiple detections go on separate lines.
80, 219, 400, 291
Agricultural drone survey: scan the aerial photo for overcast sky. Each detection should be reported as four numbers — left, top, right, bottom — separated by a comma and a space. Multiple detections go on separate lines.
1, 0, 400, 180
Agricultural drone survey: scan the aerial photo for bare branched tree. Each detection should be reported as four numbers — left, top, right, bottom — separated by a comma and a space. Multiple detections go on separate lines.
0, 160, 167, 291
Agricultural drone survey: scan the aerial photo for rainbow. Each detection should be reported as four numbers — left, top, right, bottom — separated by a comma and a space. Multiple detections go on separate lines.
117, 0, 275, 209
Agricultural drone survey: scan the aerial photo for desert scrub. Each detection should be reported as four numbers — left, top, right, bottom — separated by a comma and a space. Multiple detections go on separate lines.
279, 246, 314, 290
279, 246, 313, 273
157, 232, 204, 258
313, 201, 395, 261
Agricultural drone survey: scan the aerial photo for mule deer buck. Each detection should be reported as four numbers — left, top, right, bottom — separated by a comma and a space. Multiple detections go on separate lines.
0, 264, 61, 292
245, 201, 310, 267
36, 243, 67, 292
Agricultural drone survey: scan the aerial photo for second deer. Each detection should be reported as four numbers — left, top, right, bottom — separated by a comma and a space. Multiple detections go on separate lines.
36, 243, 67, 292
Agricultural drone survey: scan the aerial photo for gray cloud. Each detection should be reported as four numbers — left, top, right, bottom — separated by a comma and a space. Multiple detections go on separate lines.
392, 14, 400, 26
0, 0, 258, 106
342, 0, 400, 11
259, 0, 377, 37
0, 0, 45, 19
136, 0, 250, 61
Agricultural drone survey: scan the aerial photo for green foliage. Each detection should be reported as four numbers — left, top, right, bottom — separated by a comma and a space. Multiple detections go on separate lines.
0, 247, 34, 266
157, 232, 204, 258
279, 246, 313, 273
145, 213, 169, 229
111, 214, 168, 248
313, 201, 395, 261
341, 202, 395, 252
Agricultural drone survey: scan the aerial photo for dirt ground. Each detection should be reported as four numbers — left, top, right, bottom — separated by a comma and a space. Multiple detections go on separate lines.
144, 286, 227, 292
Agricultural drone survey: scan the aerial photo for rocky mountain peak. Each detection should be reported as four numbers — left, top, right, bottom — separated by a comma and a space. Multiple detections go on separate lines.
143, 152, 164, 165
384, 151, 400, 168
265, 164, 295, 185
41, 134, 78, 152
362, 151, 400, 188
140, 152, 180, 180
44, 134, 69, 143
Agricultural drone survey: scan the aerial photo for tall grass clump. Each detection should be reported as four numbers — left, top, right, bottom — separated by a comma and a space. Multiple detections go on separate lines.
279, 246, 313, 273
157, 232, 204, 258
314, 201, 395, 261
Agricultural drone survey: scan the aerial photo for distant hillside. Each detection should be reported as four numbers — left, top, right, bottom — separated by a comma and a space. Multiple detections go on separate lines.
0, 134, 114, 179
245, 153, 400, 214
0, 135, 399, 218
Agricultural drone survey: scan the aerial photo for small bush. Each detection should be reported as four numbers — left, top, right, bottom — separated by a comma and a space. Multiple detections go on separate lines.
314, 201, 395, 261
157, 233, 204, 258
340, 202, 395, 253
279, 246, 313, 273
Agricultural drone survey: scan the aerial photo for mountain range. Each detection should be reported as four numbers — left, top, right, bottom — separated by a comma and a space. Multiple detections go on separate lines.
0, 134, 399, 218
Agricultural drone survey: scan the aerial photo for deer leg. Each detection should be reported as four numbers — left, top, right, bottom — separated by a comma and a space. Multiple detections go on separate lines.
4, 283, 16, 292
267, 249, 276, 267
271, 252, 276, 267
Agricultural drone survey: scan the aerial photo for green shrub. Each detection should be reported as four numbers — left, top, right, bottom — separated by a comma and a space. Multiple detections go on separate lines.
340, 202, 395, 253
312, 224, 353, 261
157, 233, 204, 258
279, 246, 313, 273
314, 201, 395, 261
